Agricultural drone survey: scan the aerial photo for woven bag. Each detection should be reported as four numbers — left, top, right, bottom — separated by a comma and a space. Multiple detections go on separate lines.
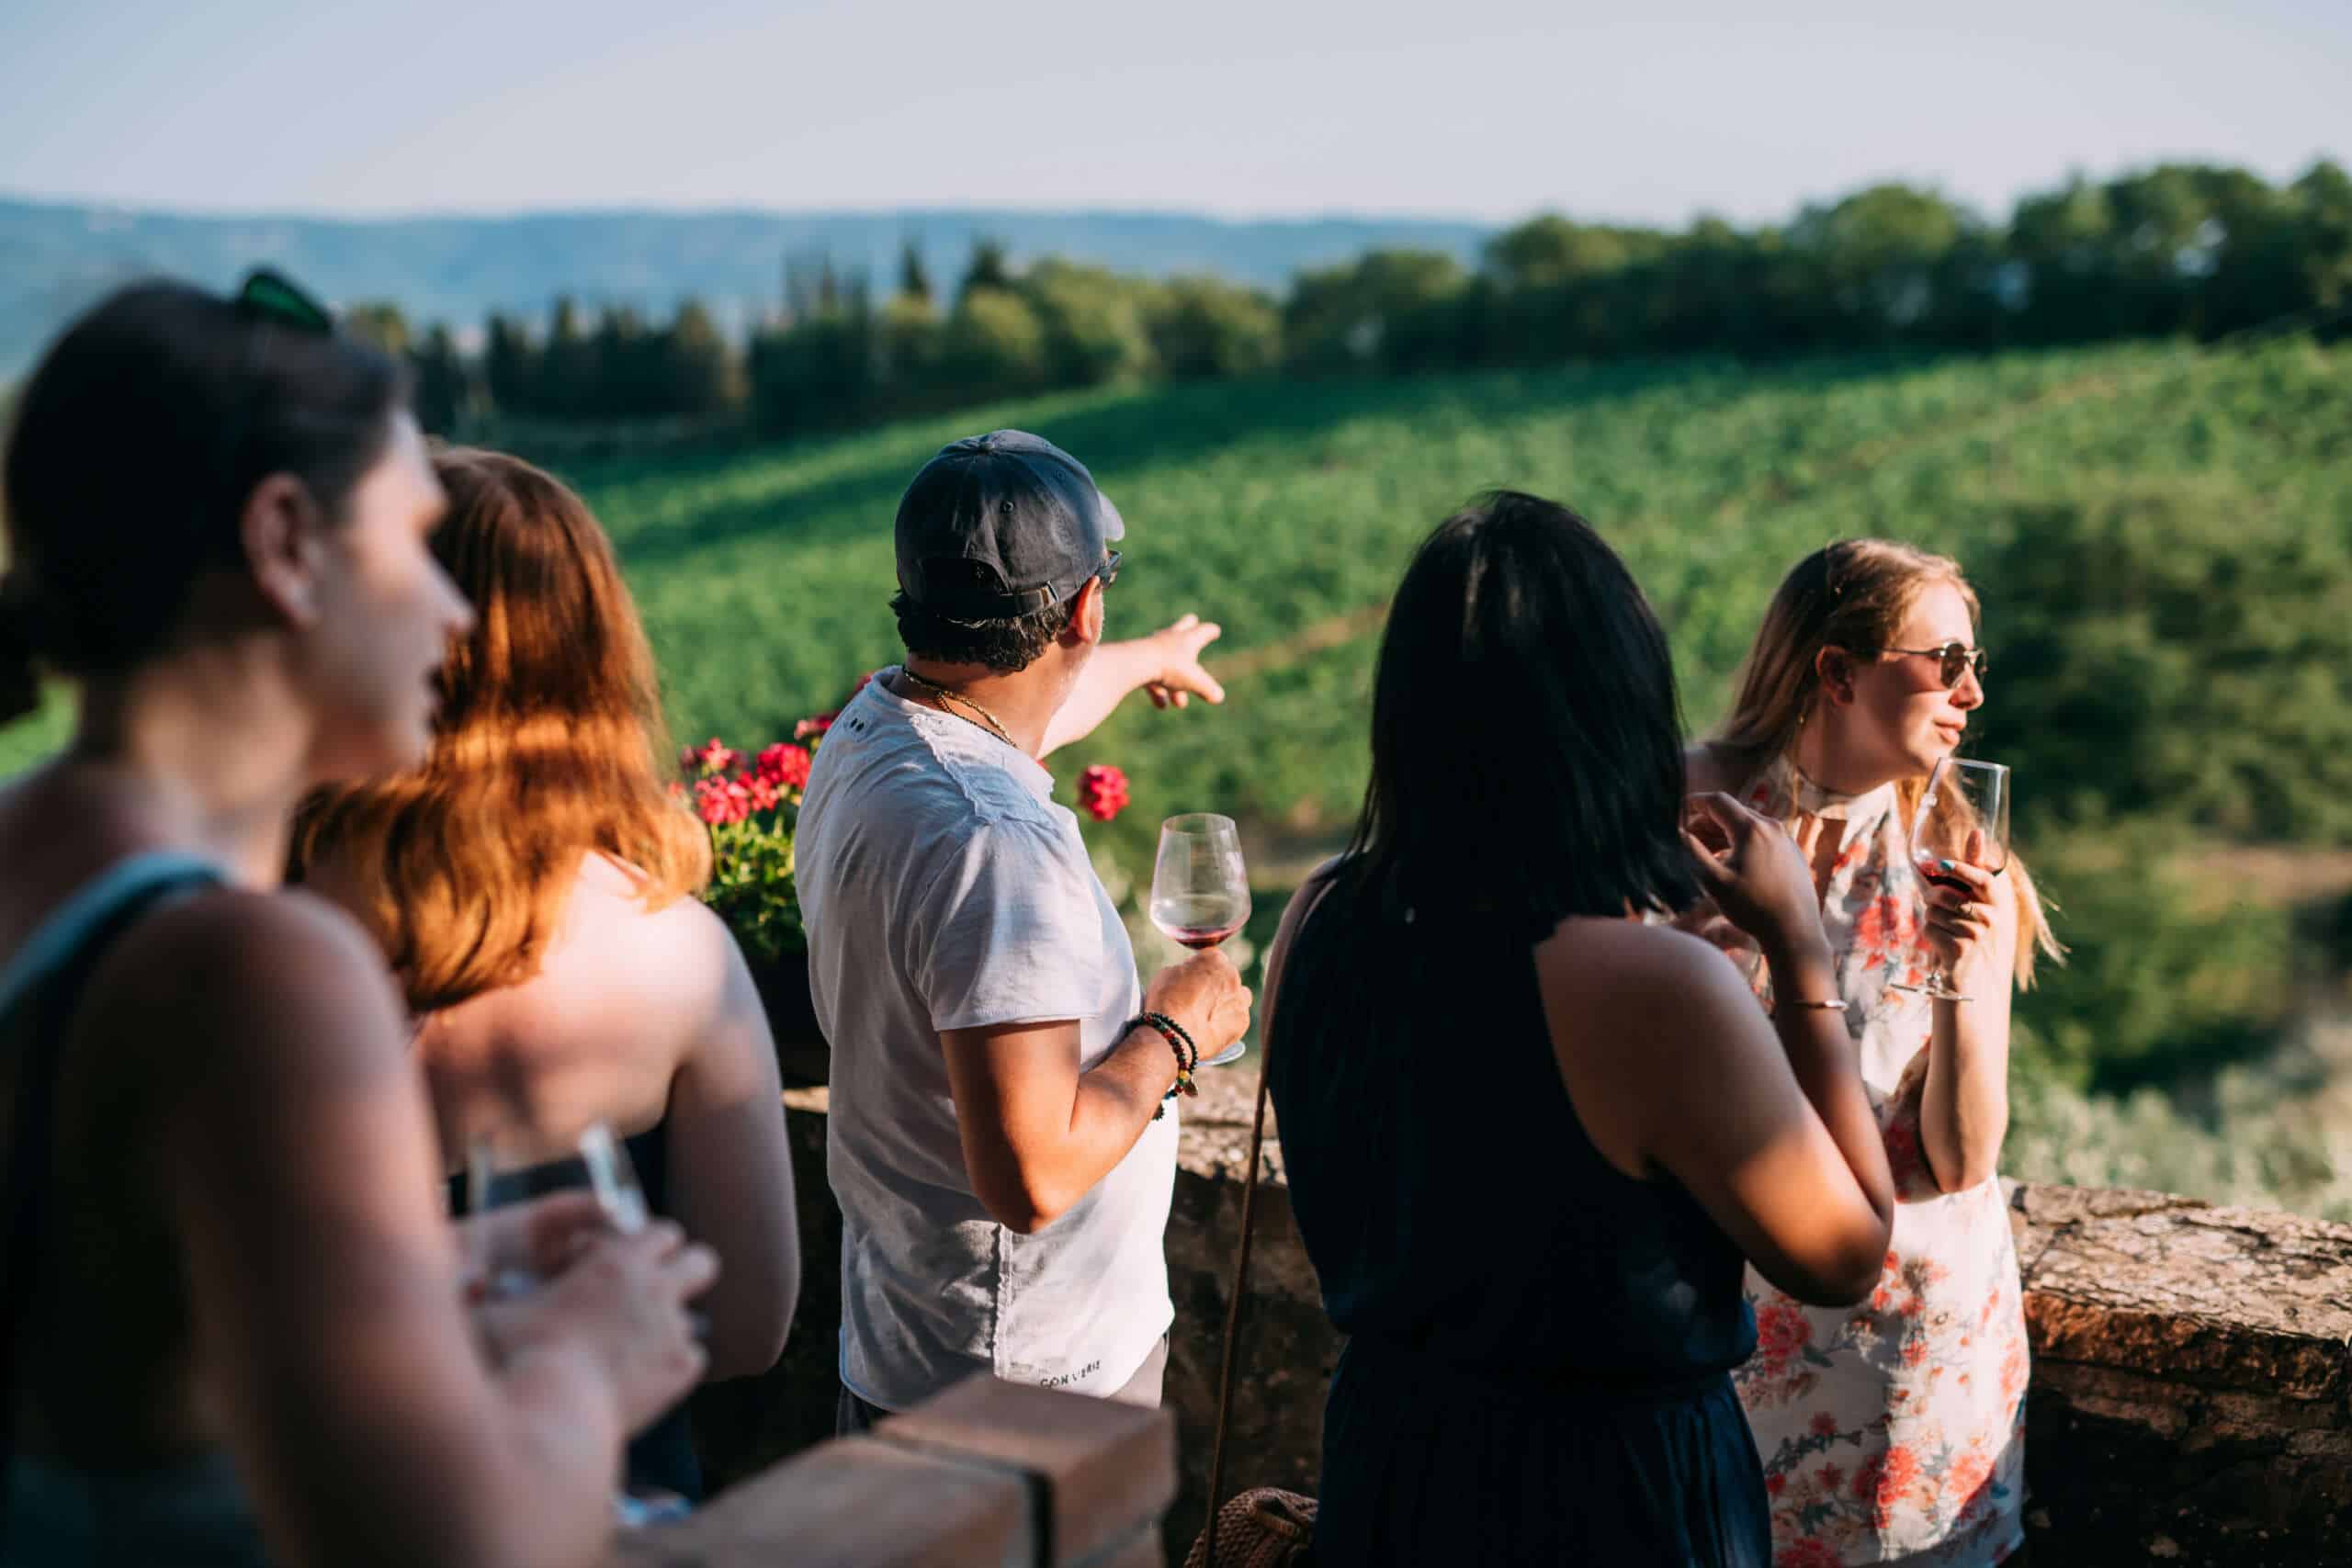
1182, 1486, 1316, 1568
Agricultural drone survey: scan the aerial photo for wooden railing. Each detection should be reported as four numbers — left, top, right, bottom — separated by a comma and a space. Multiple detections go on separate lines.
625, 1374, 1175, 1566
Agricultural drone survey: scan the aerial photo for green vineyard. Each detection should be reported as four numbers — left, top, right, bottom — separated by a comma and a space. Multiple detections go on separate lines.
7, 338, 2348, 1208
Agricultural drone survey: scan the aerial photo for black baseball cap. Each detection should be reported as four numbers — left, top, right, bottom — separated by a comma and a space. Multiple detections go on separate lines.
894, 430, 1125, 623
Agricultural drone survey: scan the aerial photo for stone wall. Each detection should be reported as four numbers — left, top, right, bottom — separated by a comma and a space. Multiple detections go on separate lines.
703, 1080, 2352, 1564
2012, 1183, 2352, 1564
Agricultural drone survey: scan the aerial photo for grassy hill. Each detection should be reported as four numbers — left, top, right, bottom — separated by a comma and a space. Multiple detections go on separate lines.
564, 341, 2345, 865
6, 341, 2350, 1208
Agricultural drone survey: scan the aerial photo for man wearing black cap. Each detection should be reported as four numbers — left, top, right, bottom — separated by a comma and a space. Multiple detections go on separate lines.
797, 430, 1251, 1428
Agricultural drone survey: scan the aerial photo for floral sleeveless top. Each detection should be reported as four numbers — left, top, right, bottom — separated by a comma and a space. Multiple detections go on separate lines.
1728, 760, 2028, 1568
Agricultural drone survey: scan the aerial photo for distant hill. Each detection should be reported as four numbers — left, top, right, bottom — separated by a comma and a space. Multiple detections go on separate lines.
0, 197, 1491, 375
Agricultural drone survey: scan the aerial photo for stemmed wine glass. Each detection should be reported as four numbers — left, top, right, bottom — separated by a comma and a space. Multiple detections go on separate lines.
467, 1121, 650, 1300
1892, 756, 2011, 1003
1148, 812, 1252, 1067
466, 1122, 680, 1524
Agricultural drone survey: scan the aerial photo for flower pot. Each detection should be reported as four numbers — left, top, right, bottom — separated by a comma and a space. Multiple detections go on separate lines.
748, 946, 831, 1088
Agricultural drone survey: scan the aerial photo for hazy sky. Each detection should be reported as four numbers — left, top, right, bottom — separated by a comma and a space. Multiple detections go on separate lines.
3, 0, 2345, 225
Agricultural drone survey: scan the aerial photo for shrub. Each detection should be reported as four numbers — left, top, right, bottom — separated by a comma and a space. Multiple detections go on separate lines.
1971, 484, 2352, 843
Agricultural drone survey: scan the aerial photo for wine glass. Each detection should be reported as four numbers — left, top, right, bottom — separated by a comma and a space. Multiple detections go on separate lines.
1893, 756, 2011, 1002
466, 1121, 650, 1299
1148, 812, 1252, 1067
465, 1122, 682, 1524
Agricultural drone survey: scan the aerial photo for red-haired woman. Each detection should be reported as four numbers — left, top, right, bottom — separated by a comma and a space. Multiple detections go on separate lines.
297, 447, 798, 1502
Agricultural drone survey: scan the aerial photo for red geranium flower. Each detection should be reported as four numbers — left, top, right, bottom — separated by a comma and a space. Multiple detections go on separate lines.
1077, 763, 1130, 823
756, 742, 812, 790
695, 775, 750, 826
685, 737, 742, 776
794, 712, 837, 740
743, 773, 782, 813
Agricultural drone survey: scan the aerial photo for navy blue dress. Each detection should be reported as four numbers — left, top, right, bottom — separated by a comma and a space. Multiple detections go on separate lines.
1267, 886, 1770, 1566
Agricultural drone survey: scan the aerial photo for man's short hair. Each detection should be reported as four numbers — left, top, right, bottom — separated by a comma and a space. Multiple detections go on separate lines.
890, 589, 1076, 675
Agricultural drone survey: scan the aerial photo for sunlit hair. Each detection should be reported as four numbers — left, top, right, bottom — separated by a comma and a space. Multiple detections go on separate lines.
294, 446, 708, 1013
1331, 491, 1702, 935
1711, 538, 2060, 987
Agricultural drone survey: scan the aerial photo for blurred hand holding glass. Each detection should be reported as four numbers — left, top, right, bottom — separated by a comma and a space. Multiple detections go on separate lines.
466, 1121, 650, 1300
463, 1122, 689, 1526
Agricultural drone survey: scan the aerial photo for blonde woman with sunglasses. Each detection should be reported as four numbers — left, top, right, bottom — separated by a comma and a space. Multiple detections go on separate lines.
1687, 540, 2060, 1568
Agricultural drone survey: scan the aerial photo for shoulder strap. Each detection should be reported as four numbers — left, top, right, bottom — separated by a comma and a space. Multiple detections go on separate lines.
0, 861, 222, 1506
1203, 870, 1343, 1568
1201, 1038, 1276, 1568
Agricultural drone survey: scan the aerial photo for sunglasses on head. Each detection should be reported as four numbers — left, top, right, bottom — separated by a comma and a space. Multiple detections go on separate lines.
234, 267, 334, 334
1878, 640, 1988, 688
212, 268, 334, 522
1097, 548, 1122, 589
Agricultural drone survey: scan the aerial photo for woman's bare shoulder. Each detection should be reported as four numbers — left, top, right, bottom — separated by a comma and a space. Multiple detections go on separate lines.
95, 886, 411, 1078
1539, 915, 1740, 994
1532, 919, 1773, 1176
1534, 917, 1767, 1066
560, 872, 744, 1019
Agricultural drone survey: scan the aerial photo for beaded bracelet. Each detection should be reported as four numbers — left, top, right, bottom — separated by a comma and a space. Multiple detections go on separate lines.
1131, 1012, 1198, 1120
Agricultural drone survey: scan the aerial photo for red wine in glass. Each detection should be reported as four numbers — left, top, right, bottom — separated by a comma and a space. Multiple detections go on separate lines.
1164, 917, 1247, 951
1149, 813, 1252, 1066
1914, 852, 1976, 895
1892, 757, 2012, 1002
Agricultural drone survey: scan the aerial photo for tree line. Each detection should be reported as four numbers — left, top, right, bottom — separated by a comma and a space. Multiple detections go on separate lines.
348, 159, 2352, 439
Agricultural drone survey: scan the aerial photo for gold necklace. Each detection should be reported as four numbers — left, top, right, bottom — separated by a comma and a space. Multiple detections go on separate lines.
899, 667, 1017, 749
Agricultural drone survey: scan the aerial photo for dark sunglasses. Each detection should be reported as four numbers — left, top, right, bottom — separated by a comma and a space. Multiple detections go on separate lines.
234, 267, 334, 334
1879, 640, 1988, 688
1097, 548, 1122, 589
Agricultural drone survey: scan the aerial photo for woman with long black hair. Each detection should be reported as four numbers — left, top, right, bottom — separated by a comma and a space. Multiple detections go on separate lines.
1260, 492, 1896, 1564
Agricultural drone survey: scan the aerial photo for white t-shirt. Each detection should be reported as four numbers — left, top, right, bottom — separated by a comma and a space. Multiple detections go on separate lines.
796, 669, 1175, 1411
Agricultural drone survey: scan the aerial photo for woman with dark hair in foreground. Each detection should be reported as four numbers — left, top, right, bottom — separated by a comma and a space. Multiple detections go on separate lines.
1261, 492, 1896, 1564
0, 279, 713, 1566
